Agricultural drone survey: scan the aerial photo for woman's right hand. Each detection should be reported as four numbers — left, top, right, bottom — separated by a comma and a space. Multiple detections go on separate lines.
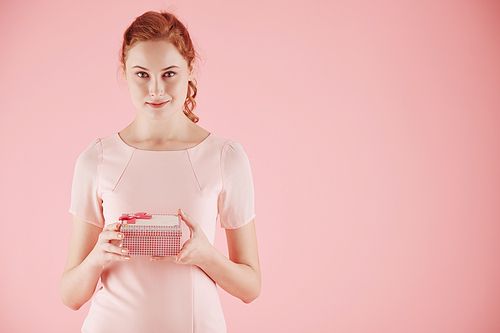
61, 217, 130, 310
87, 222, 130, 267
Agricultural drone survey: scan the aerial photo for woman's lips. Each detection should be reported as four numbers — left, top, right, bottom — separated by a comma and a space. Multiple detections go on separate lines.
147, 101, 169, 108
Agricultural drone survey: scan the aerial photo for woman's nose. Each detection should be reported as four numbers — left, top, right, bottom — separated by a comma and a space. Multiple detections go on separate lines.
149, 79, 165, 97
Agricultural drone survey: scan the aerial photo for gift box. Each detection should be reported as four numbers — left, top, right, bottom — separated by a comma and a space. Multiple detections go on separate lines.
119, 213, 182, 256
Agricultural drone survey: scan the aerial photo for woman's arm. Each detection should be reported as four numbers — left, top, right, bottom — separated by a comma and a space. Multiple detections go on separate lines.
60, 215, 129, 310
206, 218, 261, 303
153, 210, 260, 303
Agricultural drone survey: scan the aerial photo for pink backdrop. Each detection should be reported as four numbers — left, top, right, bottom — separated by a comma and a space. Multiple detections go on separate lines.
1, 0, 500, 332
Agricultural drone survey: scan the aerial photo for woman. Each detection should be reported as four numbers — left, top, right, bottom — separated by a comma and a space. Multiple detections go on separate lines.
60, 11, 260, 333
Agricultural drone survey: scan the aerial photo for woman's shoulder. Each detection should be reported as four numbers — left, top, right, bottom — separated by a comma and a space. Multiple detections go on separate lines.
203, 132, 244, 150
202, 134, 250, 169
78, 133, 118, 151
76, 138, 102, 165
76, 133, 131, 164
93, 133, 138, 155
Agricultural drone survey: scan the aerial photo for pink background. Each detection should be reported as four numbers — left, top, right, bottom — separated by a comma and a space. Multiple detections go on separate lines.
1, 0, 500, 332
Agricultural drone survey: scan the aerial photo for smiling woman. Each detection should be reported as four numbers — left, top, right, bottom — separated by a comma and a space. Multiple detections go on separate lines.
124, 40, 193, 123
60, 11, 260, 333
120, 11, 199, 124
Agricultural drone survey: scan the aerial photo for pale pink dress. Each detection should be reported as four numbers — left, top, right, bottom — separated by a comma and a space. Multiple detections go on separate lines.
69, 133, 255, 333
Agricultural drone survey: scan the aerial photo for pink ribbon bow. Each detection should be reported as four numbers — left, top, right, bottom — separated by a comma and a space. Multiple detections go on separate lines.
119, 212, 152, 224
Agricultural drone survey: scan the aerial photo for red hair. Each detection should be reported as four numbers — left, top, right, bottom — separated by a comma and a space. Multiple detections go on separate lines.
120, 11, 199, 123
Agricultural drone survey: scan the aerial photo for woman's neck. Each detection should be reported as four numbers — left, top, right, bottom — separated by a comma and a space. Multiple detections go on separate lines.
119, 112, 209, 151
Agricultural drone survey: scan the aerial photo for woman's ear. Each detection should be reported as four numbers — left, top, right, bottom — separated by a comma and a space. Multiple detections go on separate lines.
188, 66, 194, 81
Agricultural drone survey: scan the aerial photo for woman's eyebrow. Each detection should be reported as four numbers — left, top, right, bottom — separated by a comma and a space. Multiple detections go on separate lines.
132, 65, 180, 71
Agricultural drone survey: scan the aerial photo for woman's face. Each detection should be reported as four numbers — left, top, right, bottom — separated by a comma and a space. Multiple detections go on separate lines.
124, 40, 193, 121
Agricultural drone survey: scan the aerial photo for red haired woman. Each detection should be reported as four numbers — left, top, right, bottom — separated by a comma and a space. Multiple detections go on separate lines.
60, 11, 260, 333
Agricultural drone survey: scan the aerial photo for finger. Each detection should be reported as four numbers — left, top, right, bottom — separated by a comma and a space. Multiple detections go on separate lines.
174, 253, 185, 264
175, 245, 191, 264
104, 242, 128, 256
110, 238, 123, 248
105, 252, 130, 261
105, 222, 122, 231
99, 230, 124, 243
96, 243, 130, 264
179, 209, 199, 233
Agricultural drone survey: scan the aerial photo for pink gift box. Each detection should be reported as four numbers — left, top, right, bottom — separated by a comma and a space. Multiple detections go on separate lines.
119, 213, 182, 256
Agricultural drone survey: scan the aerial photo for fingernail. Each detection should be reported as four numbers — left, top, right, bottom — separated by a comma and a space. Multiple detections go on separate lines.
151, 257, 157, 261
124, 256, 130, 260
121, 249, 128, 254
118, 233, 123, 238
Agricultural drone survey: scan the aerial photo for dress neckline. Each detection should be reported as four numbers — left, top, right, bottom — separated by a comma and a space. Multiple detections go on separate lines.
115, 132, 213, 152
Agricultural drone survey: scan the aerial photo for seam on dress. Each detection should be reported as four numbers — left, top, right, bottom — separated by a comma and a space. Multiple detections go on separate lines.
186, 150, 202, 191
112, 148, 135, 192
96, 139, 104, 226
191, 265, 195, 333
219, 140, 230, 195
217, 140, 231, 226
96, 139, 103, 197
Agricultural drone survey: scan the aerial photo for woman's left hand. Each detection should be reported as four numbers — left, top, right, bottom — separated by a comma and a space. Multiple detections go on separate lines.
151, 209, 216, 268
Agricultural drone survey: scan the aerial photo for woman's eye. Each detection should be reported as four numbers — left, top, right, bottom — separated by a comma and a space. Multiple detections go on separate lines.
136, 72, 149, 78
164, 71, 176, 77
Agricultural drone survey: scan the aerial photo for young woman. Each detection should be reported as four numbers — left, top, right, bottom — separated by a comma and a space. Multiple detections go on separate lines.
60, 11, 260, 333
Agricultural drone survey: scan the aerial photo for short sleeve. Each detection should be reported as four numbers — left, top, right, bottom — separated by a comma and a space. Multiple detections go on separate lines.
218, 140, 255, 229
69, 139, 105, 228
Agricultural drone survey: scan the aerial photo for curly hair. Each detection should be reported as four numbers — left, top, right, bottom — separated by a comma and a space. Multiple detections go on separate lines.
120, 11, 199, 123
